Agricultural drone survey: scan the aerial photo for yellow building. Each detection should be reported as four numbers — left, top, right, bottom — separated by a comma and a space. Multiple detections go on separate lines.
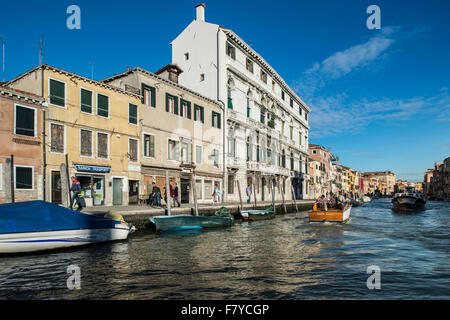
7, 64, 142, 206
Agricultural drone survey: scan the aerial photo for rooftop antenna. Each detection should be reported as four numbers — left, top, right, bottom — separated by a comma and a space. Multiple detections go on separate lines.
39, 38, 44, 66
88, 61, 95, 79
0, 35, 5, 82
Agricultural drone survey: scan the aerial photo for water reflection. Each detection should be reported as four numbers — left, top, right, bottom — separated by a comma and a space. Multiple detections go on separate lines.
0, 199, 449, 299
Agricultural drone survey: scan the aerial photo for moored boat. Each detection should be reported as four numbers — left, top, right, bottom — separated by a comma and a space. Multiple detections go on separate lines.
362, 196, 371, 203
309, 204, 352, 223
0, 201, 134, 254
150, 214, 233, 231
240, 207, 275, 222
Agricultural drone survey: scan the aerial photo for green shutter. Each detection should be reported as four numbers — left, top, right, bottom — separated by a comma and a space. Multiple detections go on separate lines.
201, 107, 204, 123
81, 89, 92, 113
151, 87, 156, 107
50, 79, 65, 107
212, 112, 215, 127
174, 96, 178, 115
218, 113, 221, 129
97, 94, 109, 117
129, 103, 138, 124
187, 102, 191, 119
165, 93, 169, 112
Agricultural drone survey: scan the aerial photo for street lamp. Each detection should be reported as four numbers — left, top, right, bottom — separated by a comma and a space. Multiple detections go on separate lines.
0, 36, 5, 82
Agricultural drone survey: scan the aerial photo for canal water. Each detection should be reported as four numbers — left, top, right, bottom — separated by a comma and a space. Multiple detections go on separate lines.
0, 199, 449, 300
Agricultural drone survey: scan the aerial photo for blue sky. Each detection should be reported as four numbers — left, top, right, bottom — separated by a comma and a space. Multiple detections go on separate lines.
1, 0, 449, 181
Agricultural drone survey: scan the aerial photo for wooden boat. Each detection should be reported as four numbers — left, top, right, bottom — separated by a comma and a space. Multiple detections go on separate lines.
309, 204, 352, 223
351, 199, 364, 207
240, 207, 275, 222
150, 215, 233, 231
0, 201, 134, 254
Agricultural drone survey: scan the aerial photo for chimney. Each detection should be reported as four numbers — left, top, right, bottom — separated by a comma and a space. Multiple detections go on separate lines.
196, 3, 206, 22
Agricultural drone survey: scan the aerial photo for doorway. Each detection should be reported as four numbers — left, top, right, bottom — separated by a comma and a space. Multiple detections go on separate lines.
113, 178, 123, 205
128, 180, 139, 205
180, 178, 190, 204
51, 171, 62, 204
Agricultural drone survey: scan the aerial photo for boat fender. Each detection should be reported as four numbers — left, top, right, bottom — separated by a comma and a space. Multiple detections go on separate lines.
105, 210, 127, 225
313, 203, 317, 211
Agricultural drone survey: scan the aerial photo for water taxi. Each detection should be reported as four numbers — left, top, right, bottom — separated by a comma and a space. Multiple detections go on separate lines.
309, 203, 352, 223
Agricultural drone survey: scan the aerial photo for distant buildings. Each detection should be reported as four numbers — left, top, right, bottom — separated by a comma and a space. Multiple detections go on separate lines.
423, 157, 450, 201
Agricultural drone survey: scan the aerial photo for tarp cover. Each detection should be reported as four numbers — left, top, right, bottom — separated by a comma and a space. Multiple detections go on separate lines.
0, 201, 119, 234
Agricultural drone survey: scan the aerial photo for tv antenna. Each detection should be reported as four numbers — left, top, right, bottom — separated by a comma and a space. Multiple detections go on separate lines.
89, 61, 95, 79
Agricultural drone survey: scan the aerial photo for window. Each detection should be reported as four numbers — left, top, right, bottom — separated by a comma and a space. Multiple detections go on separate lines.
49, 79, 65, 107
180, 99, 191, 119
247, 98, 251, 118
290, 126, 293, 140
142, 84, 156, 107
194, 105, 204, 123
184, 52, 189, 60
143, 133, 155, 158
247, 137, 252, 161
299, 132, 303, 147
15, 166, 33, 190
290, 98, 294, 108
281, 121, 285, 136
200, 74, 205, 81
97, 94, 109, 118
227, 87, 233, 109
97, 132, 109, 159
272, 80, 275, 91
213, 149, 219, 168
228, 175, 235, 194
281, 91, 285, 100
129, 103, 138, 125
166, 93, 178, 115
226, 42, 236, 59
80, 129, 93, 157
312, 150, 317, 154
15, 105, 36, 137
246, 58, 253, 73
168, 139, 179, 161
195, 145, 202, 165
260, 70, 267, 83
180, 142, 192, 163
50, 123, 64, 153
212, 111, 221, 128
80, 88, 93, 113
299, 107, 303, 116
228, 138, 236, 157
260, 108, 265, 124
129, 138, 138, 162
305, 113, 308, 121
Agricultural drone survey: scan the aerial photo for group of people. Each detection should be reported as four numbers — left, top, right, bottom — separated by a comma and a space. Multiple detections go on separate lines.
314, 193, 350, 211
148, 182, 181, 208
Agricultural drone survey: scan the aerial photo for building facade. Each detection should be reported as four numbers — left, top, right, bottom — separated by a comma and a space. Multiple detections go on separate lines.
171, 4, 311, 201
0, 86, 44, 203
7, 64, 142, 207
102, 65, 224, 205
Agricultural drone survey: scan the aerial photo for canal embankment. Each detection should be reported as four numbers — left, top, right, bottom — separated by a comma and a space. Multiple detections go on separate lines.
83, 200, 315, 229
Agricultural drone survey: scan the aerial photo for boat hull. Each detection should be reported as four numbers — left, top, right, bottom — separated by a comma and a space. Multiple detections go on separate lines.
0, 226, 131, 254
150, 215, 233, 231
392, 196, 426, 212
309, 205, 352, 223
240, 210, 276, 222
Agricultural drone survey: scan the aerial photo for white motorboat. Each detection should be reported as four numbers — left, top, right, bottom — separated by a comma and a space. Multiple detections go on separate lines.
0, 201, 134, 254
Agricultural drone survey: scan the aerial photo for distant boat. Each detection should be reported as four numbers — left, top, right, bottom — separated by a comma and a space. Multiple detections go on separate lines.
240, 207, 275, 222
351, 199, 364, 207
392, 187, 426, 212
362, 196, 371, 203
0, 201, 133, 254
150, 214, 233, 231
309, 204, 352, 223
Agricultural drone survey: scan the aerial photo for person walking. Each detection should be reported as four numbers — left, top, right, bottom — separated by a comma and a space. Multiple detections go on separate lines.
246, 184, 252, 204
70, 176, 81, 209
173, 182, 181, 207
149, 182, 161, 207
